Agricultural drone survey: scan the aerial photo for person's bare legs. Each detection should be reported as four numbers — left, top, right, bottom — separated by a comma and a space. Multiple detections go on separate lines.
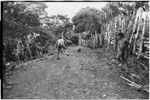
62, 44, 69, 56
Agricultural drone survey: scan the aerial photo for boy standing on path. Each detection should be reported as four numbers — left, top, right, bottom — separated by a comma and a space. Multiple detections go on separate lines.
55, 36, 69, 60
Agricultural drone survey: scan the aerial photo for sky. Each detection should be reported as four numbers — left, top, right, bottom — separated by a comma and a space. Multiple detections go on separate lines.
45, 2, 106, 20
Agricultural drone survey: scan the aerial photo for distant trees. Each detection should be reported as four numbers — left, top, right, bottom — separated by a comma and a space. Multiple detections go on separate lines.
42, 14, 73, 38
72, 7, 101, 34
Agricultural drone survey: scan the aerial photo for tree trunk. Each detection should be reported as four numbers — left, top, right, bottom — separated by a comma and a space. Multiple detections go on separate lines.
78, 34, 82, 46
26, 41, 32, 59
96, 31, 98, 48
114, 17, 117, 50
99, 32, 105, 48
135, 8, 143, 39
107, 23, 111, 49
118, 14, 122, 31
131, 7, 143, 55
16, 40, 21, 61
133, 8, 143, 38
92, 33, 96, 49
98, 34, 102, 47
127, 20, 132, 41
137, 11, 146, 59
133, 35, 136, 55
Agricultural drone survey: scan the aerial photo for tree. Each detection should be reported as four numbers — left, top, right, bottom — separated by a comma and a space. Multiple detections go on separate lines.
72, 7, 101, 34
3, 2, 42, 41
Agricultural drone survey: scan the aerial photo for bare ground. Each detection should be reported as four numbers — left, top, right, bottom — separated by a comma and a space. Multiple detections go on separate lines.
3, 46, 149, 99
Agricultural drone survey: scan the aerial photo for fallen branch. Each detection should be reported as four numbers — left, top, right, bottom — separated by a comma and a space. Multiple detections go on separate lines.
135, 60, 148, 72
142, 85, 149, 92
6, 64, 16, 72
130, 73, 140, 79
137, 64, 145, 73
135, 52, 149, 59
128, 83, 141, 88
120, 76, 149, 92
128, 83, 149, 92
121, 76, 141, 87
142, 54, 149, 59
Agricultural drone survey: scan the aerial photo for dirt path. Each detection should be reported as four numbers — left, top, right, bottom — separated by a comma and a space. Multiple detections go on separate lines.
3, 46, 148, 99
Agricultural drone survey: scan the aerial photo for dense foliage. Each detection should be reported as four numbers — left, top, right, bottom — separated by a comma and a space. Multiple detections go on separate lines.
72, 7, 101, 33
3, 2, 43, 40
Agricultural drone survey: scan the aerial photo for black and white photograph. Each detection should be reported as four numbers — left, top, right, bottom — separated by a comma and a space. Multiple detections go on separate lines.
2, 1, 149, 99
